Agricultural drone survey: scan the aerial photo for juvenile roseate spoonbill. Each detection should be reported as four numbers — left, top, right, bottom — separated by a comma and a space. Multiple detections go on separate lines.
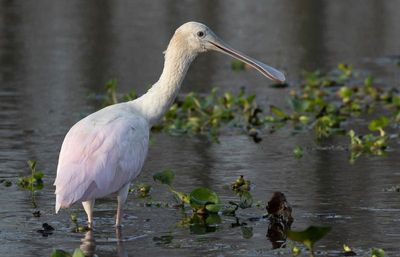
54, 21, 285, 228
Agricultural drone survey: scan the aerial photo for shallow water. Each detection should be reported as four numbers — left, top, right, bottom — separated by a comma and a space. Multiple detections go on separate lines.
1, 1, 400, 256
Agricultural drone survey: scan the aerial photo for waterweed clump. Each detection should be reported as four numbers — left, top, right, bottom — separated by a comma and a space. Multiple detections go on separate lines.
129, 183, 151, 198
228, 175, 253, 212
348, 129, 388, 163
95, 62, 400, 163
154, 87, 262, 142
153, 170, 220, 214
93, 79, 137, 106
17, 160, 44, 208
266, 63, 400, 161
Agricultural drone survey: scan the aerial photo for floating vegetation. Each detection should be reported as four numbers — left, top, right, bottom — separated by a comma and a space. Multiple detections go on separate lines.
287, 226, 331, 257
17, 160, 44, 208
129, 183, 151, 197
371, 248, 385, 257
293, 145, 304, 159
153, 170, 220, 214
70, 213, 90, 233
18, 160, 44, 190
88, 79, 137, 107
230, 175, 251, 192
96, 63, 400, 163
189, 187, 221, 214
154, 88, 262, 142
348, 129, 388, 163
343, 244, 356, 256
51, 248, 86, 257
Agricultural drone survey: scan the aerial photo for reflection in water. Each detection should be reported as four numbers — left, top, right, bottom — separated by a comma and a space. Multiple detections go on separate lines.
80, 231, 96, 257
80, 229, 127, 257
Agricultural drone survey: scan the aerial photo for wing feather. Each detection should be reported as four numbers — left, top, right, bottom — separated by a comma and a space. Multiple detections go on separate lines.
54, 110, 149, 211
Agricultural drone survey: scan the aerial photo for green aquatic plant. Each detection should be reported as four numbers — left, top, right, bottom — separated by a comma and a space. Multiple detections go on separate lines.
177, 212, 222, 235
293, 146, 303, 159
153, 169, 189, 205
153, 170, 222, 214
17, 160, 44, 208
51, 248, 86, 257
228, 175, 253, 212
348, 129, 388, 162
189, 187, 221, 214
371, 248, 385, 257
17, 160, 44, 190
230, 175, 251, 192
95, 62, 400, 163
156, 87, 261, 141
101, 79, 137, 106
287, 226, 331, 257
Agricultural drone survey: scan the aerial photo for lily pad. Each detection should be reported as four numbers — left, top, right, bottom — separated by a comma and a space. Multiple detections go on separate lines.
189, 187, 220, 213
371, 248, 385, 257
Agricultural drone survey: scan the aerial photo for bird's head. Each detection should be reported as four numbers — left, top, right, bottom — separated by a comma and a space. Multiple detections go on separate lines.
169, 21, 285, 83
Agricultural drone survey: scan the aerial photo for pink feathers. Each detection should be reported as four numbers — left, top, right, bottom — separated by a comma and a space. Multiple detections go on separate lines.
54, 103, 149, 212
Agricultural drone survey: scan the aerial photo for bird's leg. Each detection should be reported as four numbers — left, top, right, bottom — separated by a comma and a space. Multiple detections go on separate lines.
116, 184, 130, 227
82, 200, 95, 229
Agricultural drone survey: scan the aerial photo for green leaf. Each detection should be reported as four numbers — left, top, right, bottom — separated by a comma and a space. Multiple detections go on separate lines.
205, 204, 221, 213
270, 105, 288, 119
371, 248, 385, 257
189, 187, 220, 212
153, 170, 175, 186
72, 249, 85, 257
368, 116, 389, 131
205, 213, 221, 225
338, 86, 353, 102
170, 189, 190, 204
27, 160, 36, 171
51, 249, 72, 257
239, 191, 253, 209
33, 171, 44, 180
293, 146, 303, 159
287, 226, 331, 249
289, 97, 311, 113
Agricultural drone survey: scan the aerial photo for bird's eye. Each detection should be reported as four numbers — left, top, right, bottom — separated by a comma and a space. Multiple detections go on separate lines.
197, 31, 205, 38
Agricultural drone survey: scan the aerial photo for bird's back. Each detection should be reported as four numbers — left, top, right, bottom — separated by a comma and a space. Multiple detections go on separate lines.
54, 103, 149, 212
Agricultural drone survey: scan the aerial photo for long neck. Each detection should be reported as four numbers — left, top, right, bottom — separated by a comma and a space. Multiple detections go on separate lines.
132, 35, 197, 126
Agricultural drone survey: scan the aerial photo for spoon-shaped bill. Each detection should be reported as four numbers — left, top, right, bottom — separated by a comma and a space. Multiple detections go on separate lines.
208, 38, 285, 83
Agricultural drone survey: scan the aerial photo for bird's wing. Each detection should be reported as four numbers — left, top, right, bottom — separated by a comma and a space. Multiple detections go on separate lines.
54, 113, 149, 210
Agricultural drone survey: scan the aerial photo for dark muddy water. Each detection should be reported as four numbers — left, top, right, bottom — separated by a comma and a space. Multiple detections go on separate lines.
1, 1, 399, 256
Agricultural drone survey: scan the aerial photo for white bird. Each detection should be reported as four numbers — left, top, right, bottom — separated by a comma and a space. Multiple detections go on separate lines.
54, 21, 285, 228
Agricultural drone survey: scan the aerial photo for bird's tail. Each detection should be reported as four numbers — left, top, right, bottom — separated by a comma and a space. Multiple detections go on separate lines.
55, 194, 62, 214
